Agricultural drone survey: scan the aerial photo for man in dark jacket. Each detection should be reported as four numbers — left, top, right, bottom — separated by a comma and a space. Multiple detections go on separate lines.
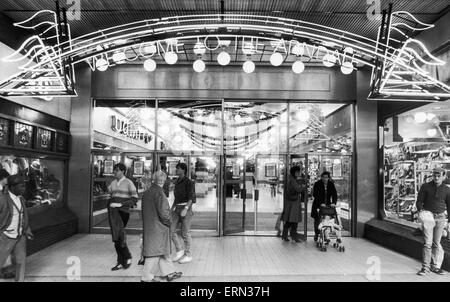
311, 171, 337, 242
141, 170, 182, 282
0, 175, 34, 282
416, 167, 450, 276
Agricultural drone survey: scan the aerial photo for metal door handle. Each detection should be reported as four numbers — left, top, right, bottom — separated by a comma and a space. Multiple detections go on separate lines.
254, 189, 259, 201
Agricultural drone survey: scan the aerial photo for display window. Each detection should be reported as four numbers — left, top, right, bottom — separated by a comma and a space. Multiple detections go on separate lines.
0, 154, 65, 208
383, 100, 450, 225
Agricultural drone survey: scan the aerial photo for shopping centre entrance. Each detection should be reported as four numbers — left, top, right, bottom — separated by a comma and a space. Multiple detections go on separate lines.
90, 100, 354, 237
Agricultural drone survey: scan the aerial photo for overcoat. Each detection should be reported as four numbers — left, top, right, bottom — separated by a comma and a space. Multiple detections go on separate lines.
141, 183, 172, 257
281, 175, 305, 223
311, 179, 337, 220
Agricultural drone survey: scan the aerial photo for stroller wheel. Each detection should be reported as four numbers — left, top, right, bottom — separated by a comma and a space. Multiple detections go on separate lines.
333, 243, 337, 248
321, 247, 327, 252
342, 246, 345, 252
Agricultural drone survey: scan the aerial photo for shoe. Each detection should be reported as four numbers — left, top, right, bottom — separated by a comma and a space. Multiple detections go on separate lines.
0, 271, 15, 279
417, 268, 430, 276
173, 250, 185, 262
141, 278, 160, 282
314, 234, 318, 242
138, 258, 145, 266
179, 256, 192, 264
111, 263, 123, 271
123, 259, 132, 269
276, 231, 281, 237
293, 238, 303, 243
166, 272, 183, 282
336, 238, 342, 244
281, 236, 290, 242
431, 267, 446, 275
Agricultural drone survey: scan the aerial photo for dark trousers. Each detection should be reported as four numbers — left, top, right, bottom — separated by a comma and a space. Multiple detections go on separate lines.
314, 218, 321, 236
282, 222, 298, 238
113, 211, 131, 265
0, 233, 26, 282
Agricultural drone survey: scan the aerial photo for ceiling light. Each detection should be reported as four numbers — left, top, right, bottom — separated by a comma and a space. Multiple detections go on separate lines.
260, 113, 266, 119
297, 110, 310, 122
270, 52, 283, 66
143, 58, 157, 72
292, 60, 305, 74
341, 61, 354, 74
243, 60, 255, 73
141, 43, 157, 56
291, 44, 304, 56
164, 51, 178, 65
242, 42, 254, 55
217, 51, 231, 66
344, 47, 354, 54
112, 51, 126, 64
193, 59, 205, 72
414, 112, 427, 123
95, 58, 108, 71
193, 41, 206, 55
323, 54, 337, 67
427, 113, 436, 121
427, 128, 437, 137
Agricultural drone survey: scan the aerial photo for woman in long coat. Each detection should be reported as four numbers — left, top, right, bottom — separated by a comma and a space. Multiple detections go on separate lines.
281, 166, 305, 242
311, 171, 337, 242
141, 170, 182, 282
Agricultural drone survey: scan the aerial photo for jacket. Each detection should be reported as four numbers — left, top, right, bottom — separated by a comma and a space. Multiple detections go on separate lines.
311, 179, 338, 220
281, 175, 305, 223
0, 191, 33, 238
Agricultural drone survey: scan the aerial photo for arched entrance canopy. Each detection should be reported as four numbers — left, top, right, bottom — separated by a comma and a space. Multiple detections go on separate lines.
0, 10, 449, 101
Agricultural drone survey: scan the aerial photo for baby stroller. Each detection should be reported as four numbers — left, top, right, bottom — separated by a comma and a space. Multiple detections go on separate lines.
316, 206, 345, 252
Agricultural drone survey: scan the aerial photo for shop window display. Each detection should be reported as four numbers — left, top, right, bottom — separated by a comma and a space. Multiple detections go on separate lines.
383, 100, 450, 225
0, 155, 64, 207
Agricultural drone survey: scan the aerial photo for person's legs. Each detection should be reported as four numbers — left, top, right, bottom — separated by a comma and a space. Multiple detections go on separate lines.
158, 255, 177, 276
180, 209, 193, 257
11, 235, 26, 282
118, 211, 132, 262
113, 242, 124, 265
170, 210, 183, 253
282, 222, 291, 239
141, 256, 159, 281
431, 216, 446, 269
314, 218, 320, 241
0, 234, 16, 274
324, 228, 331, 242
421, 215, 435, 271
289, 222, 299, 238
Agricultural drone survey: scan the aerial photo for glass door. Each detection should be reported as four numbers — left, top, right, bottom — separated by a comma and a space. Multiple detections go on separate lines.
223, 156, 251, 234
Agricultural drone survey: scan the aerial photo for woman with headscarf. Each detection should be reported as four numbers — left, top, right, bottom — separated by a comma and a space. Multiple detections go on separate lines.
281, 166, 306, 242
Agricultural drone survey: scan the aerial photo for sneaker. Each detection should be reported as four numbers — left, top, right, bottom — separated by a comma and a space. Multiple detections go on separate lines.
173, 250, 185, 262
431, 267, 446, 275
281, 236, 290, 242
178, 255, 192, 264
417, 268, 430, 276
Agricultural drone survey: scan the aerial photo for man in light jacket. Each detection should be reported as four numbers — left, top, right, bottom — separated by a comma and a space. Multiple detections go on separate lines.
141, 170, 182, 282
0, 175, 34, 282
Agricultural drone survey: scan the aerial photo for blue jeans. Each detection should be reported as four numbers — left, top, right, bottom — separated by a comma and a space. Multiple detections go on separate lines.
420, 211, 447, 270
171, 207, 194, 256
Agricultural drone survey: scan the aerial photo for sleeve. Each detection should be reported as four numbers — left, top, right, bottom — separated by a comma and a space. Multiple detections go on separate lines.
446, 191, 450, 222
331, 183, 338, 204
416, 184, 425, 211
157, 191, 172, 227
187, 179, 195, 203
318, 222, 323, 229
120, 180, 138, 208
313, 182, 319, 200
288, 178, 303, 198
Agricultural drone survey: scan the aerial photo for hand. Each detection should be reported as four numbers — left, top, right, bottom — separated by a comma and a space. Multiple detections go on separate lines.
110, 202, 122, 208
26, 234, 34, 240
180, 207, 188, 217
331, 204, 336, 208
320, 203, 326, 207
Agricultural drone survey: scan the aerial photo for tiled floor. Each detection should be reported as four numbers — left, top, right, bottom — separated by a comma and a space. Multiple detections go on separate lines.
6, 234, 450, 282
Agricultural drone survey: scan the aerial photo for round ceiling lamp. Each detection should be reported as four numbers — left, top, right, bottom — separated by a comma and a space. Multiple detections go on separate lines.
292, 60, 305, 74
297, 110, 310, 122
291, 44, 304, 56
414, 112, 427, 123
340, 61, 354, 74
164, 51, 178, 65
217, 51, 231, 66
142, 43, 157, 56
193, 59, 205, 72
243, 60, 255, 73
234, 114, 242, 123
270, 52, 283, 66
322, 54, 337, 67
95, 58, 109, 71
427, 113, 436, 121
112, 51, 126, 64
427, 128, 437, 137
193, 41, 206, 55
143, 58, 157, 72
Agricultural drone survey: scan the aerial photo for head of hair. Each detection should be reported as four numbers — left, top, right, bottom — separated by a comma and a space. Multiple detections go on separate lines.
290, 166, 301, 177
153, 170, 167, 183
321, 171, 331, 178
176, 163, 188, 175
0, 169, 10, 181
113, 163, 126, 173
7, 175, 25, 187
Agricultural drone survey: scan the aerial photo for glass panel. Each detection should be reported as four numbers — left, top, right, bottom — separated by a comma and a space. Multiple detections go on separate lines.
157, 100, 222, 154
289, 103, 352, 154
383, 99, 450, 226
0, 155, 65, 208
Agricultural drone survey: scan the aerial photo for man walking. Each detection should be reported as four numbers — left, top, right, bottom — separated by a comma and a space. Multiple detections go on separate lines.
416, 167, 450, 276
141, 170, 182, 282
171, 163, 195, 264
108, 163, 138, 271
0, 175, 34, 282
